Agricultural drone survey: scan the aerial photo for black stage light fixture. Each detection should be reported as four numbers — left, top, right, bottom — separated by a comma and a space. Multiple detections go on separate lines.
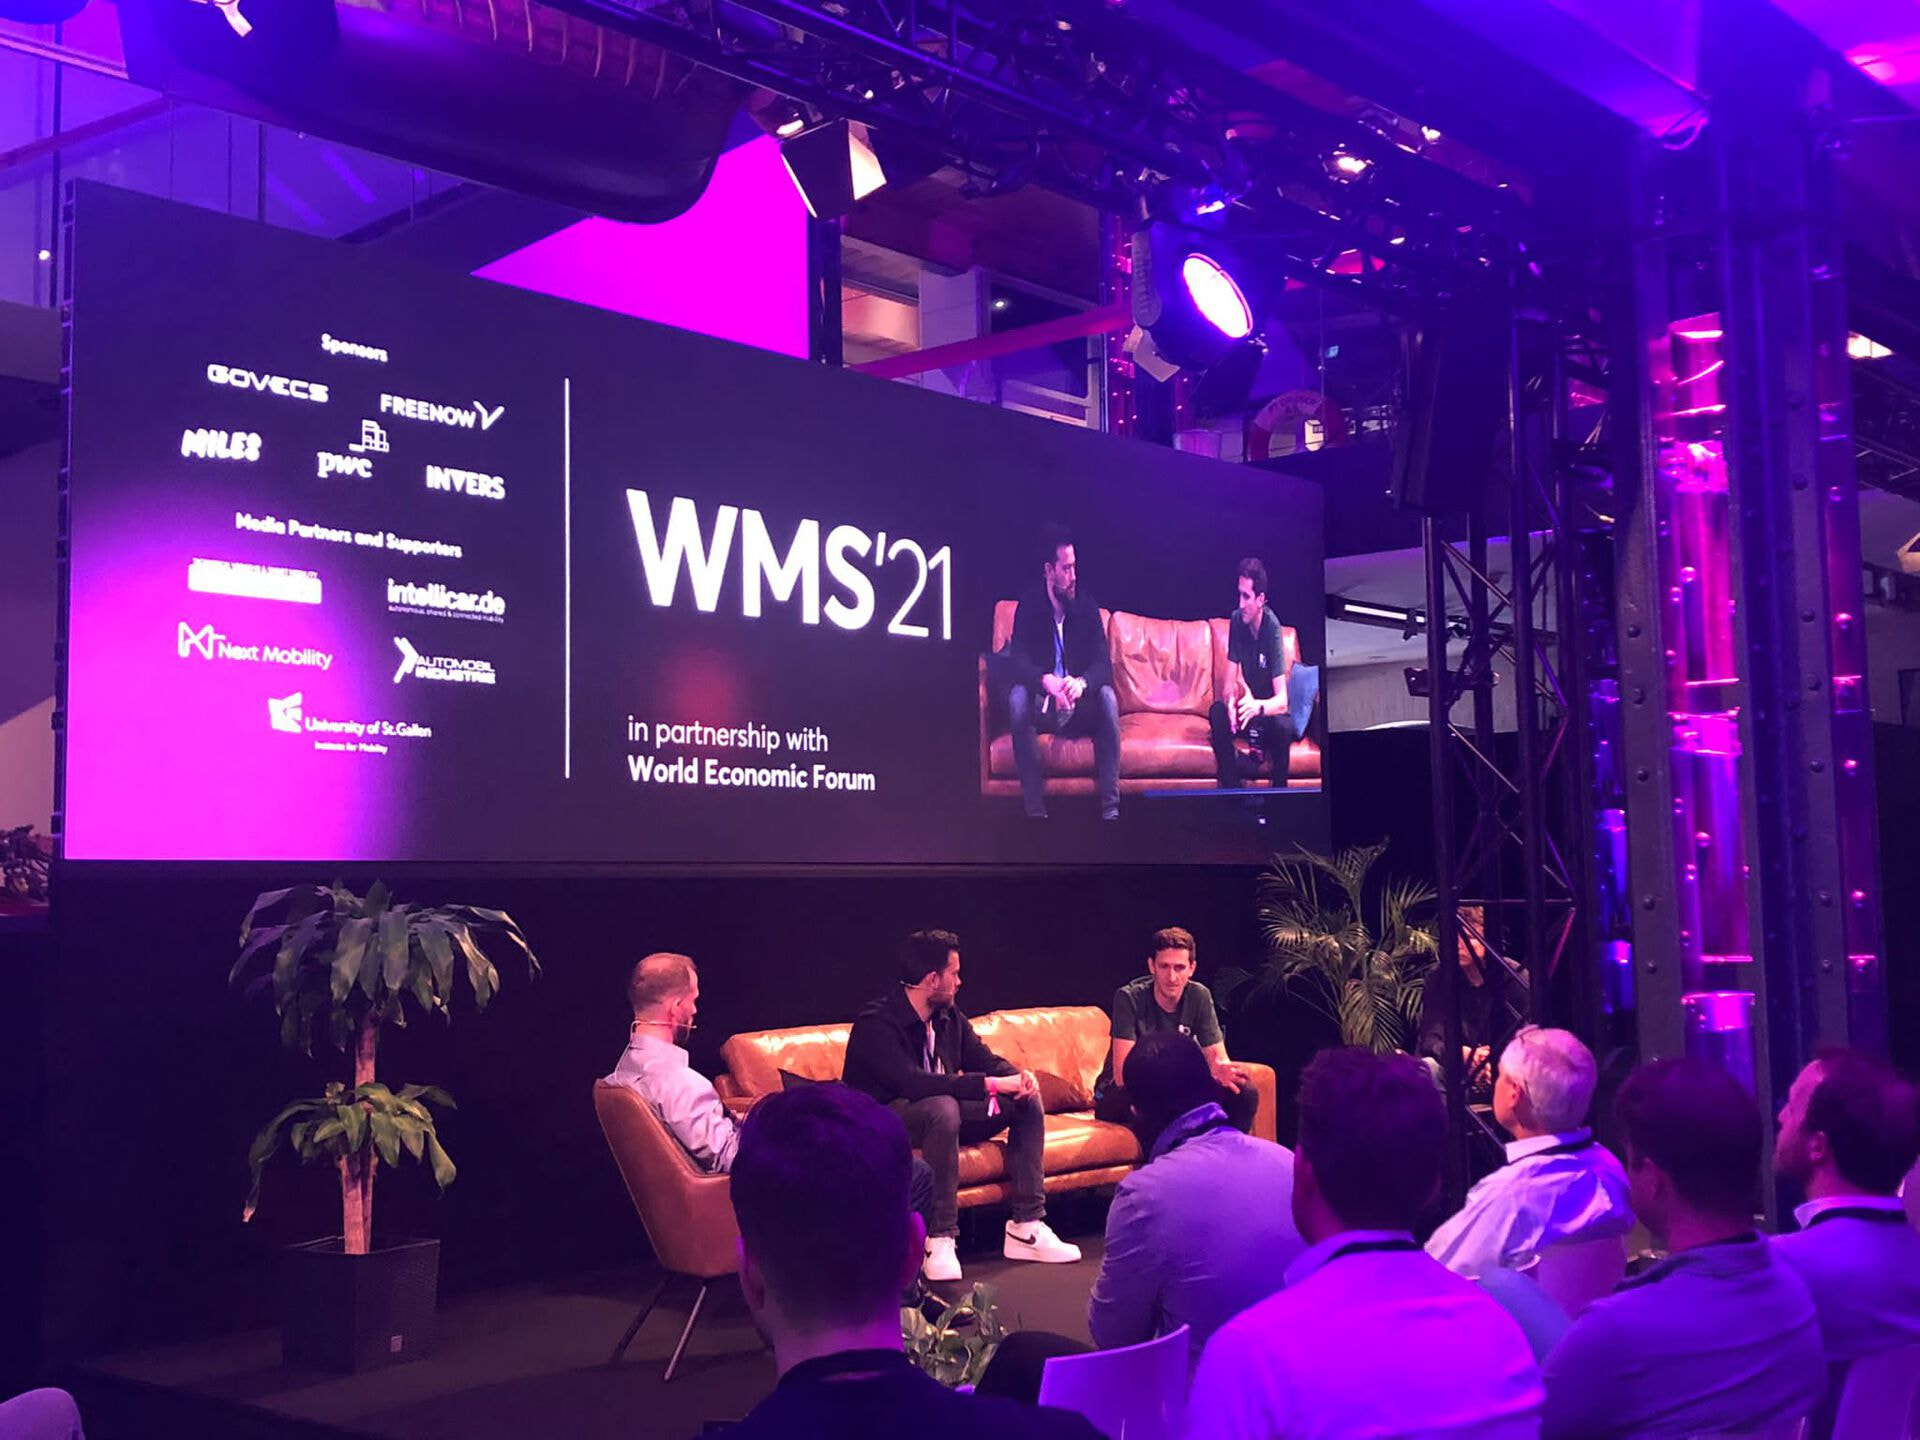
1129, 222, 1256, 374
779, 118, 887, 219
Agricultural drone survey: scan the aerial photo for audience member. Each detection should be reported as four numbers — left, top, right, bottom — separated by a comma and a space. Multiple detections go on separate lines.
1087, 1033, 1300, 1367
1772, 1047, 1920, 1366
1541, 1058, 1825, 1439
1427, 1026, 1632, 1277
1093, 928, 1257, 1134
724, 1084, 1102, 1440
0, 1389, 84, 1440
843, 930, 1079, 1281
1187, 1047, 1542, 1440
606, 952, 932, 1215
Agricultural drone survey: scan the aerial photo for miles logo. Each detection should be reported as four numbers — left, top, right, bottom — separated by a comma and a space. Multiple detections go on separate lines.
181, 428, 261, 461
625, 490, 952, 640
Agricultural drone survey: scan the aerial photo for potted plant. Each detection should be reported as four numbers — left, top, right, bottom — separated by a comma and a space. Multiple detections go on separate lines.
232, 880, 539, 1371
901, 1283, 1007, 1388
1216, 841, 1438, 1055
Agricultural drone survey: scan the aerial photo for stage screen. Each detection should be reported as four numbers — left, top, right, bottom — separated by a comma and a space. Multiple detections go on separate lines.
60, 184, 1327, 866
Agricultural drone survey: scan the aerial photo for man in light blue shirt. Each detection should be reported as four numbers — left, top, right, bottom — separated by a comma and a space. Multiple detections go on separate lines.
1541, 1059, 1826, 1440
1772, 1047, 1920, 1367
1188, 1048, 1541, 1440
1087, 1033, 1300, 1368
1428, 1026, 1633, 1278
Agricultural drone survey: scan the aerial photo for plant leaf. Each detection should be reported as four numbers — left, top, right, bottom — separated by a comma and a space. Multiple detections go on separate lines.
330, 915, 374, 1005
369, 1111, 402, 1168
418, 924, 456, 1006
423, 1131, 457, 1190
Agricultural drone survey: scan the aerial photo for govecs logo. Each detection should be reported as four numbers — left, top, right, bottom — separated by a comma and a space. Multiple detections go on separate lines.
181, 429, 261, 462
206, 363, 329, 404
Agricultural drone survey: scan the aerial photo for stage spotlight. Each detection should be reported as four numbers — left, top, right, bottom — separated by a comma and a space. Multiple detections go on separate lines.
1130, 222, 1258, 373
1327, 147, 1371, 180
780, 119, 887, 219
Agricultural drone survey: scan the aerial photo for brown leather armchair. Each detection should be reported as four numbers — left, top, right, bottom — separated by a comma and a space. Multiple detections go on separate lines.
978, 600, 1322, 796
592, 1080, 740, 1381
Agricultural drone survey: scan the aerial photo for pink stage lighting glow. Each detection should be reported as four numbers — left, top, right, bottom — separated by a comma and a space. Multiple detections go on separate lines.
475, 137, 809, 359
1180, 254, 1253, 339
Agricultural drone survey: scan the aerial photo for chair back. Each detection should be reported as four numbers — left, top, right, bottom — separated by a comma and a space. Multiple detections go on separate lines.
1684, 1417, 1809, 1440
592, 1081, 739, 1280
1037, 1325, 1190, 1440
1831, 1342, 1920, 1440
1529, 1233, 1628, 1318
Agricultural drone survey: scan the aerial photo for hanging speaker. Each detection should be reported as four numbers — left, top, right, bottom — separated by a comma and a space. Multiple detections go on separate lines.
1390, 303, 1509, 516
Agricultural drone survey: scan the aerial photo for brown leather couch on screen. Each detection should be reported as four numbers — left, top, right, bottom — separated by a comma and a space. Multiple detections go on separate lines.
977, 601, 1323, 798
715, 1005, 1278, 1208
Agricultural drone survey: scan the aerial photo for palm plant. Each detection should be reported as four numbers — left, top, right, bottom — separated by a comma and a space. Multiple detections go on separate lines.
231, 880, 539, 1254
1216, 841, 1438, 1055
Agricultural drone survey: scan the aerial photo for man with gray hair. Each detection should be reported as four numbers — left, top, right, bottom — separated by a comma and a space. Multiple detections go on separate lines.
1427, 1025, 1633, 1278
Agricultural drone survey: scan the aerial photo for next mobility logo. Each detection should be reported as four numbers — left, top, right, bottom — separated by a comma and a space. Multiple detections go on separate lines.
178, 621, 332, 671
386, 578, 506, 623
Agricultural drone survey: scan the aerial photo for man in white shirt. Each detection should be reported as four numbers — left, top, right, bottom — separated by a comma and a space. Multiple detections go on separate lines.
1087, 1032, 1300, 1369
1187, 1047, 1543, 1440
1772, 1047, 1920, 1367
1541, 1058, 1826, 1440
605, 951, 934, 1216
1428, 1026, 1633, 1278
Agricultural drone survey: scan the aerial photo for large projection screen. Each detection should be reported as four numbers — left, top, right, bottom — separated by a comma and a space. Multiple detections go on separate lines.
59, 183, 1328, 867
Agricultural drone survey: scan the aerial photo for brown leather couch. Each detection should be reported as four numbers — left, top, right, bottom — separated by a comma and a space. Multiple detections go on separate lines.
717, 1005, 1278, 1208
978, 601, 1322, 796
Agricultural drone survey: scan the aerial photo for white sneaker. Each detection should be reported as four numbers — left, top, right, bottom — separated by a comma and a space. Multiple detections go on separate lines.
1003, 1219, 1081, 1264
923, 1235, 963, 1282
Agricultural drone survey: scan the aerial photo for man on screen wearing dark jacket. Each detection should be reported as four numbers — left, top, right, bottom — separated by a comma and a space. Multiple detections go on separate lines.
1003, 523, 1120, 820
844, 929, 1082, 1282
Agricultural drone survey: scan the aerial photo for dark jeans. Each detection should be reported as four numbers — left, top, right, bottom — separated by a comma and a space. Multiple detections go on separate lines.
1207, 702, 1293, 789
891, 1092, 1047, 1237
1095, 1078, 1259, 1135
1008, 682, 1121, 818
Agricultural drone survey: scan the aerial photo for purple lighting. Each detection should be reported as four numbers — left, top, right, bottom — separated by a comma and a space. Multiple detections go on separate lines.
1180, 254, 1253, 339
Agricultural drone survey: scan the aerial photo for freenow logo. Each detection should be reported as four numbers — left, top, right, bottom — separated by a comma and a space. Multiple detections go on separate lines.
386, 578, 506, 623
181, 428, 261, 462
317, 452, 373, 480
393, 636, 496, 685
321, 333, 389, 363
179, 621, 333, 671
188, 558, 322, 606
425, 464, 505, 501
379, 393, 504, 431
206, 363, 329, 404
269, 692, 304, 734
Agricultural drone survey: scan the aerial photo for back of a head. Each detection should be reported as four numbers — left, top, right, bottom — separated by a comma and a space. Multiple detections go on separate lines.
1615, 1058, 1760, 1218
1125, 1032, 1217, 1133
731, 1083, 914, 1329
899, 929, 958, 987
1298, 1047, 1445, 1231
628, 951, 695, 1014
1500, 1026, 1599, 1134
1808, 1048, 1920, 1194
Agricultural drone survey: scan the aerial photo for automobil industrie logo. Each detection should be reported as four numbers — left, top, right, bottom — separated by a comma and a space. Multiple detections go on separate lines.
392, 636, 496, 685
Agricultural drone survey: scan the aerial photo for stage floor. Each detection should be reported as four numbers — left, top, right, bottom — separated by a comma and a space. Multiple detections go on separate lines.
69, 1222, 1108, 1440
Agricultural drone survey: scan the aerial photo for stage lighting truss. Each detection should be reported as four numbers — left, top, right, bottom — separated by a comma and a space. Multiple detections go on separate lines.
546, 0, 1524, 303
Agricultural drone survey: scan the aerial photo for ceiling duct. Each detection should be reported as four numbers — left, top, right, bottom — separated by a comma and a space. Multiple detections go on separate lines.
117, 0, 743, 223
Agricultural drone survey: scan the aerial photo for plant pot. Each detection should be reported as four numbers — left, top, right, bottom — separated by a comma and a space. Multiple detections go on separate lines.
281, 1237, 439, 1372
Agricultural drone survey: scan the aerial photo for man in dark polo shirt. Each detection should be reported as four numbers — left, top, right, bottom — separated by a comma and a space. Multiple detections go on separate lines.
1208, 556, 1310, 789
1093, 926, 1257, 1133
726, 1084, 1103, 1440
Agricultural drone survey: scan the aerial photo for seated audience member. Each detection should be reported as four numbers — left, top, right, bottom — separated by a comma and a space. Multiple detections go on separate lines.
843, 930, 1080, 1281
724, 1084, 1103, 1440
1093, 927, 1257, 1134
606, 952, 932, 1214
1541, 1058, 1826, 1440
1088, 1033, 1300, 1368
1427, 1025, 1632, 1277
1187, 1048, 1543, 1440
1417, 904, 1499, 1101
0, 1389, 84, 1440
1772, 1048, 1920, 1367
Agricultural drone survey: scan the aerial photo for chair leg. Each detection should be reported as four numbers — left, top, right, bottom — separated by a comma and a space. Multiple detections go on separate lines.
663, 1280, 712, 1383
608, 1273, 672, 1366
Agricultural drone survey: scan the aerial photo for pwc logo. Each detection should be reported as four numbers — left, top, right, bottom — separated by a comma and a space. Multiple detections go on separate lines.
181, 428, 261, 462
317, 452, 373, 481
206, 363, 329, 404
268, 692, 304, 734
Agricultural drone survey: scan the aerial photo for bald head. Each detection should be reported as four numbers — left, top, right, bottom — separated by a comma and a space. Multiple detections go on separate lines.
628, 952, 697, 1018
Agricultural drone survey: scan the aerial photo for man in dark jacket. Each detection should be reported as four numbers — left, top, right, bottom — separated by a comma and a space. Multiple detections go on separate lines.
844, 929, 1082, 1281
726, 1083, 1102, 1440
1004, 523, 1120, 819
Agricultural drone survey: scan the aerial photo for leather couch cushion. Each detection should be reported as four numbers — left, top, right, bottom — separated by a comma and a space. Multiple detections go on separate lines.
988, 731, 1093, 779
971, 1006, 1111, 1110
1118, 712, 1217, 778
959, 1112, 1142, 1184
1109, 611, 1216, 716
719, 1023, 851, 1100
